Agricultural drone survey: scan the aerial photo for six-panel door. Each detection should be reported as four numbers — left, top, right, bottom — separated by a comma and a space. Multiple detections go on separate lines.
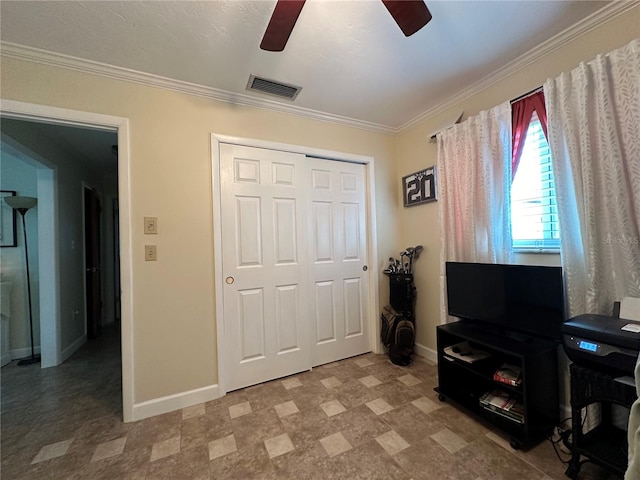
220, 144, 370, 391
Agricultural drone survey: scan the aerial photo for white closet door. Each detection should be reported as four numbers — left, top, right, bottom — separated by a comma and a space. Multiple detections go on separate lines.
307, 158, 370, 367
220, 144, 311, 391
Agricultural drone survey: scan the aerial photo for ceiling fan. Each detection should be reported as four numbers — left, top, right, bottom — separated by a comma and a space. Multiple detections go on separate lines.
260, 0, 432, 52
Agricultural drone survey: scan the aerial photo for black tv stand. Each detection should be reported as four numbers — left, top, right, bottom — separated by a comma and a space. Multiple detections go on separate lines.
463, 321, 534, 344
435, 320, 560, 449
503, 330, 534, 344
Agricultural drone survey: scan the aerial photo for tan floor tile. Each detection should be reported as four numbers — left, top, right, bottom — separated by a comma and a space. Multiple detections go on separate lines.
70, 444, 152, 479
150, 436, 181, 462
431, 428, 467, 453
209, 441, 276, 479
281, 377, 303, 390
31, 439, 73, 464
91, 436, 127, 462
180, 413, 233, 451
244, 381, 291, 410
274, 400, 299, 418
125, 411, 181, 451
182, 403, 205, 420
354, 357, 374, 367
485, 431, 512, 448
269, 437, 332, 479
231, 407, 286, 449
412, 396, 442, 414
361, 362, 404, 383
264, 433, 295, 459
323, 440, 411, 480
321, 376, 342, 389
208, 433, 237, 460
393, 439, 474, 480
375, 430, 410, 456
370, 381, 422, 408
429, 403, 491, 443
146, 443, 210, 480
330, 405, 390, 449
320, 399, 347, 417
366, 398, 394, 415
229, 401, 252, 419
3, 330, 578, 480
379, 403, 444, 448
454, 435, 546, 480
359, 375, 382, 387
397, 374, 421, 387
320, 432, 352, 457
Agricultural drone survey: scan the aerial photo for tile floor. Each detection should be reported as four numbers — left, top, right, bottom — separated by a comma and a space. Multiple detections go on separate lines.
1, 326, 622, 479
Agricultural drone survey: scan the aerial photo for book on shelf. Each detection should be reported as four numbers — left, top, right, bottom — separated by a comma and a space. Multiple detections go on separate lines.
482, 403, 525, 424
493, 362, 522, 387
443, 341, 491, 363
479, 389, 524, 424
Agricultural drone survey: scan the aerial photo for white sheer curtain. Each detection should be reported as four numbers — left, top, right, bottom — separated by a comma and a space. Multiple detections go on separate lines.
544, 38, 640, 318
436, 102, 513, 324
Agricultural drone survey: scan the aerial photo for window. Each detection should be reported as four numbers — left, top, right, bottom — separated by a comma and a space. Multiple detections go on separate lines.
511, 111, 560, 251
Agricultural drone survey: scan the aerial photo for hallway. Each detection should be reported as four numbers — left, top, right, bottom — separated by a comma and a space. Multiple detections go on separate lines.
1, 325, 122, 478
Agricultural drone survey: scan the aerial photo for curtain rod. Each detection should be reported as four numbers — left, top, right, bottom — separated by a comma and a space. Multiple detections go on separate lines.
510, 86, 543, 104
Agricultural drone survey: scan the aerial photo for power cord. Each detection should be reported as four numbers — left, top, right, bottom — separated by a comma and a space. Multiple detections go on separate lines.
548, 408, 593, 464
548, 420, 572, 464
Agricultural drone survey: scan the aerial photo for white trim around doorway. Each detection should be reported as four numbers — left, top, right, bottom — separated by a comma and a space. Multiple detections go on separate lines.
0, 99, 134, 423
210, 133, 381, 397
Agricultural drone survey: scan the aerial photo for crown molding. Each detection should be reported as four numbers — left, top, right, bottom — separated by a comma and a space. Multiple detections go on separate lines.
398, 1, 638, 133
1, 1, 635, 136
0, 42, 395, 135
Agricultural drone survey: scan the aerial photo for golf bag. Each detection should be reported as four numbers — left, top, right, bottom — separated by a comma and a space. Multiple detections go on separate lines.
381, 273, 416, 366
388, 273, 415, 313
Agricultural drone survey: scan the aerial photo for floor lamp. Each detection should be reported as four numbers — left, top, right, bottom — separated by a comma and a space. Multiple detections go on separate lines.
4, 196, 40, 366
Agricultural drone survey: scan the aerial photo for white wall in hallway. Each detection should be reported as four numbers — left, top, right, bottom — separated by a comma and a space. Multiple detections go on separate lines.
1, 120, 108, 360
0, 149, 40, 356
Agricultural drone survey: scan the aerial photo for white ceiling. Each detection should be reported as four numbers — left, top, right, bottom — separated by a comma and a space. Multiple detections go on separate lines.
0, 0, 618, 131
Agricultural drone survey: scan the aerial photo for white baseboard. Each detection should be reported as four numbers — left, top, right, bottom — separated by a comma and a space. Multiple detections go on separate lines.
10, 345, 41, 360
132, 383, 222, 422
1, 351, 11, 367
414, 342, 437, 363
61, 334, 87, 363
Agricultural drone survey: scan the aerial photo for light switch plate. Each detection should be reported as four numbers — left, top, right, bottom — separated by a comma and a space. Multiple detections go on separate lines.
144, 217, 158, 234
145, 245, 157, 261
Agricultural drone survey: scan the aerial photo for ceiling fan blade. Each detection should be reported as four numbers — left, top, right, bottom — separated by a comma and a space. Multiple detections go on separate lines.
260, 0, 306, 52
381, 0, 432, 37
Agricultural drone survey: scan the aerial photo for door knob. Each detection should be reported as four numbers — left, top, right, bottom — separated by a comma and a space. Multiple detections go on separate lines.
226, 276, 235, 284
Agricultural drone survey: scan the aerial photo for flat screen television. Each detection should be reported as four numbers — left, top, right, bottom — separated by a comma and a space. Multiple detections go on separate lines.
445, 261, 565, 342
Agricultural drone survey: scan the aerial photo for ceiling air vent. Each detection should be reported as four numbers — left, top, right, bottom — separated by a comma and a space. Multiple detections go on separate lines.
246, 74, 302, 101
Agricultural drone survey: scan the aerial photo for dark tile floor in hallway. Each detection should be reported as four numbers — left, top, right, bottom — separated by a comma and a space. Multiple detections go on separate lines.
1, 326, 622, 479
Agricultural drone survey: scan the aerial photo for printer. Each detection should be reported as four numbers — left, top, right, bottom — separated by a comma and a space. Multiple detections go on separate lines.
562, 314, 640, 375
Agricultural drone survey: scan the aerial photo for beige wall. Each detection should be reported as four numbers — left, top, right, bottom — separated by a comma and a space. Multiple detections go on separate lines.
2, 5, 637, 411
395, 7, 640, 353
1, 57, 398, 403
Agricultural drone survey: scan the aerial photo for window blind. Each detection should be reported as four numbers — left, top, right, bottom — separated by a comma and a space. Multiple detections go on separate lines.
511, 112, 560, 251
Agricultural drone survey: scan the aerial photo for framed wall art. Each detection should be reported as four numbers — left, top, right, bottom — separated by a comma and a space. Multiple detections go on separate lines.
0, 190, 17, 248
402, 166, 437, 207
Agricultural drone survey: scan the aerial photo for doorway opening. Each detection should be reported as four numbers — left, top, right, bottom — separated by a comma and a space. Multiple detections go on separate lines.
0, 100, 133, 422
